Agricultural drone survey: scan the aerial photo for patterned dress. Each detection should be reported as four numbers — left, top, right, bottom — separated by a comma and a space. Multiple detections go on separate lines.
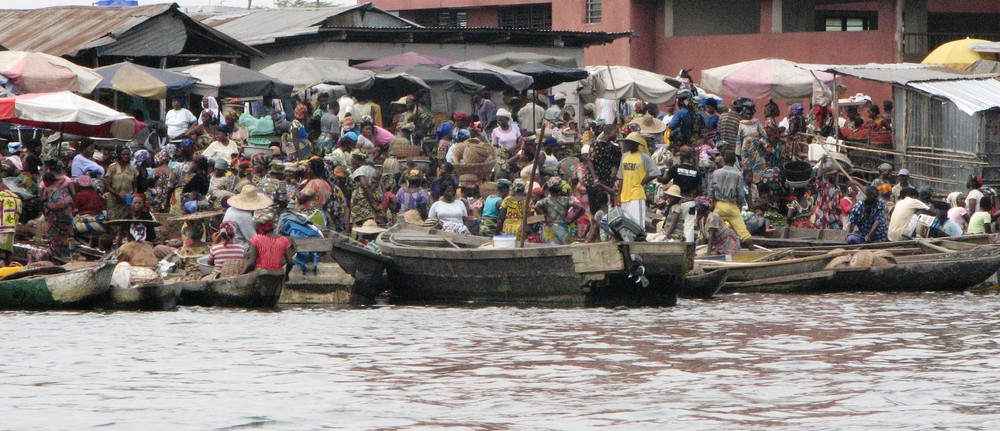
149, 167, 179, 213
42, 186, 74, 258
849, 199, 889, 242
738, 119, 769, 183
811, 178, 843, 230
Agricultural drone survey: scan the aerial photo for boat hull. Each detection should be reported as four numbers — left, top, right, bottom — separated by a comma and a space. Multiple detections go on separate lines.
0, 263, 114, 311
177, 270, 286, 308
329, 235, 391, 305
679, 269, 727, 299
106, 282, 182, 311
722, 248, 1000, 294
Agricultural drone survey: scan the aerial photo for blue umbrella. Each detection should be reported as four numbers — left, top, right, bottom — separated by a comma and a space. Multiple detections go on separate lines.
95, 61, 198, 99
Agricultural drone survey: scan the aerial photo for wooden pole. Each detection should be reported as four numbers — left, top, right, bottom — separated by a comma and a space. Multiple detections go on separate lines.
830, 73, 840, 140
517, 122, 547, 248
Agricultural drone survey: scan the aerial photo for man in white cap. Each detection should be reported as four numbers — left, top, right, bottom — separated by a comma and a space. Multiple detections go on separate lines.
616, 132, 661, 229
891, 168, 911, 203
545, 92, 567, 123
223, 184, 273, 246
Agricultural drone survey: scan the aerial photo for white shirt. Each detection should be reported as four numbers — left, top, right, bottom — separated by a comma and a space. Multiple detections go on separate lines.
338, 96, 355, 122
202, 140, 240, 161
165, 108, 196, 139
967, 189, 985, 212
428, 199, 467, 224
596, 98, 616, 124
888, 197, 930, 241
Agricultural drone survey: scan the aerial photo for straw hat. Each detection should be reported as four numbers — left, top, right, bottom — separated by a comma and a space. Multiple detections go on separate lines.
636, 115, 666, 134
228, 184, 274, 211
619, 131, 647, 148
402, 209, 424, 224
354, 219, 386, 234
665, 184, 683, 199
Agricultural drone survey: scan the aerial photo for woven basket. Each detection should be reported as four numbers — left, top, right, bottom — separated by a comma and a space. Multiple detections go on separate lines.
392, 144, 423, 158
454, 158, 496, 180
220, 258, 247, 277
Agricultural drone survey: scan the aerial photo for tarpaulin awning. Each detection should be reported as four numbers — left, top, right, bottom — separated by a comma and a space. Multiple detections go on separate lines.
354, 52, 454, 70
175, 61, 294, 98
258, 57, 374, 92
510, 61, 588, 90
0, 51, 102, 94
95, 61, 197, 99
378, 66, 484, 95
476, 52, 578, 69
908, 79, 1000, 115
585, 65, 675, 103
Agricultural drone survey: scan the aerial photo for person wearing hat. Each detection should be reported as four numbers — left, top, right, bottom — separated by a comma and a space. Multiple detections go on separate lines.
5, 142, 24, 172
658, 184, 688, 241
615, 132, 661, 229
244, 209, 295, 277
225, 184, 274, 246
890, 168, 911, 203
208, 158, 237, 201
256, 161, 289, 206
353, 219, 387, 252
544, 92, 568, 124
632, 115, 666, 154
871, 163, 894, 200
668, 96, 697, 148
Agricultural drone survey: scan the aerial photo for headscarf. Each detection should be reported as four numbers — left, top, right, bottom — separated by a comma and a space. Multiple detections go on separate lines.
154, 151, 170, 166
132, 149, 151, 168
253, 210, 276, 234
436, 122, 454, 141
512, 179, 527, 194
163, 143, 177, 157
695, 196, 712, 208
219, 220, 237, 243
790, 103, 804, 116
947, 192, 963, 208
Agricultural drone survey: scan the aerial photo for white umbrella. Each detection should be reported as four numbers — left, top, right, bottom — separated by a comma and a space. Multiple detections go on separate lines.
258, 57, 375, 92
0, 91, 140, 139
586, 65, 677, 103
701, 58, 838, 100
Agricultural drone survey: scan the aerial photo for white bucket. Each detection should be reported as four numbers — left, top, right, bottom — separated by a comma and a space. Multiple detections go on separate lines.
493, 235, 516, 249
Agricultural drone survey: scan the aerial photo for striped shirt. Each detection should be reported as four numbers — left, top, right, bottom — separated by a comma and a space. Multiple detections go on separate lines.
209, 242, 246, 273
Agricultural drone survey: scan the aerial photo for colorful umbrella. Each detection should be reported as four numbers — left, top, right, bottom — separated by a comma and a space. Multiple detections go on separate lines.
354, 52, 455, 70
510, 62, 588, 89
258, 57, 375, 92
701, 58, 838, 100
0, 91, 142, 139
0, 51, 102, 94
95, 61, 198, 99
922, 38, 998, 70
174, 61, 294, 98
442, 61, 533, 92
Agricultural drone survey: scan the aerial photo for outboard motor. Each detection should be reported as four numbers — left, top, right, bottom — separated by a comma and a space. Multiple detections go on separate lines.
605, 206, 649, 287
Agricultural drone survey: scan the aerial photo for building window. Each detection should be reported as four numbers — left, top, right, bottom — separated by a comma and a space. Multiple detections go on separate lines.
586, 0, 601, 24
817, 12, 877, 32
415, 9, 468, 28
499, 4, 552, 30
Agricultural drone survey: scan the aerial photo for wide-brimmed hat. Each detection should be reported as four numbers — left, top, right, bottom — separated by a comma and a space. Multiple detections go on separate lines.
354, 219, 386, 234
666, 184, 683, 198
228, 184, 274, 211
619, 131, 647, 148
402, 209, 424, 224
636, 115, 666, 134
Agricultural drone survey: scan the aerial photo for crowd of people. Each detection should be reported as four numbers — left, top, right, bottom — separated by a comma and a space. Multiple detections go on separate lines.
0, 81, 991, 271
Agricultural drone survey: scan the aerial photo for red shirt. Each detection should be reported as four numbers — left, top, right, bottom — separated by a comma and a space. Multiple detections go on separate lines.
250, 234, 292, 271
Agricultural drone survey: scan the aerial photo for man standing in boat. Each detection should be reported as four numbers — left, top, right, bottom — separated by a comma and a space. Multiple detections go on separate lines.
615, 132, 661, 230
708, 151, 754, 251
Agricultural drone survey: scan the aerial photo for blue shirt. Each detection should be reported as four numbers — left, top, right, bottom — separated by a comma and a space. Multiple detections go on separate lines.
483, 195, 503, 218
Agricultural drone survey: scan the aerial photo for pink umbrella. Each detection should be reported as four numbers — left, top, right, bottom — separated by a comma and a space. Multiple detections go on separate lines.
354, 52, 455, 70
0, 51, 102, 94
701, 58, 838, 100
0, 91, 143, 139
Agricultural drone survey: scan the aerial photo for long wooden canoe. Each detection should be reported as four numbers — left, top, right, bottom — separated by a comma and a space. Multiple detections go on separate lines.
0, 261, 114, 311
175, 270, 286, 308
106, 282, 183, 311
722, 247, 1000, 294
376, 224, 689, 306
678, 269, 727, 300
327, 235, 392, 305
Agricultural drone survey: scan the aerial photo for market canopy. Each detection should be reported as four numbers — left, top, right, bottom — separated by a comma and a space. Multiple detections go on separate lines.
258, 57, 374, 92
350, 71, 431, 101
701, 58, 838, 100
442, 61, 533, 92
0, 91, 142, 139
354, 52, 455, 70
477, 52, 578, 69
0, 51, 102, 94
510, 61, 588, 89
95, 61, 198, 99
174, 61, 294, 98
586, 65, 675, 103
378, 65, 484, 95
922, 38, 998, 70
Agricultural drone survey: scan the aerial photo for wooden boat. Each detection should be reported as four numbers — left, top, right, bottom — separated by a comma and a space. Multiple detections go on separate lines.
678, 268, 727, 299
326, 235, 392, 305
106, 281, 183, 311
175, 270, 286, 308
754, 227, 848, 248
722, 246, 1000, 294
0, 261, 114, 311
375, 224, 691, 306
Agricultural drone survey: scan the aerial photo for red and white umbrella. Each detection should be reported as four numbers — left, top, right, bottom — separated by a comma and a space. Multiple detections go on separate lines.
0, 91, 142, 139
701, 58, 838, 100
0, 51, 102, 95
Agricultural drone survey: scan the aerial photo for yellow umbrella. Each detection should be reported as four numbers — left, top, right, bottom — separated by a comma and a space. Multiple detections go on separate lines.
922, 38, 998, 70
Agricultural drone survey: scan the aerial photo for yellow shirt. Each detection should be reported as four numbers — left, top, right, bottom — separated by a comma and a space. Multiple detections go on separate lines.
618, 151, 658, 203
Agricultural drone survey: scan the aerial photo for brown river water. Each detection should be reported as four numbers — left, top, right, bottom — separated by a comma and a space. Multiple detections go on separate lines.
2, 292, 1000, 430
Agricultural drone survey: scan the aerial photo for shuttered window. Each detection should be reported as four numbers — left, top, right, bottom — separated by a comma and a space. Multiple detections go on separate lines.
586, 0, 601, 24
499, 4, 552, 30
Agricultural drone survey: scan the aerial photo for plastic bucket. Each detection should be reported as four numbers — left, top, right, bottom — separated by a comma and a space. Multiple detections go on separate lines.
493, 235, 516, 249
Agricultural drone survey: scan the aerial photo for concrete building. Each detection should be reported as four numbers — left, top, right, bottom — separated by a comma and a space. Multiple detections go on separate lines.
372, 0, 1000, 102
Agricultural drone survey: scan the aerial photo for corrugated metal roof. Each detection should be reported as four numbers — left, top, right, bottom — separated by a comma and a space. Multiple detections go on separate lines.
0, 4, 173, 57
201, 3, 418, 46
908, 79, 1000, 115
971, 42, 1000, 53
0, 3, 259, 58
797, 62, 998, 84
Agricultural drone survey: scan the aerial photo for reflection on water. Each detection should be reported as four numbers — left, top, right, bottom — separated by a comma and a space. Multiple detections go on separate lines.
2, 292, 1000, 430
